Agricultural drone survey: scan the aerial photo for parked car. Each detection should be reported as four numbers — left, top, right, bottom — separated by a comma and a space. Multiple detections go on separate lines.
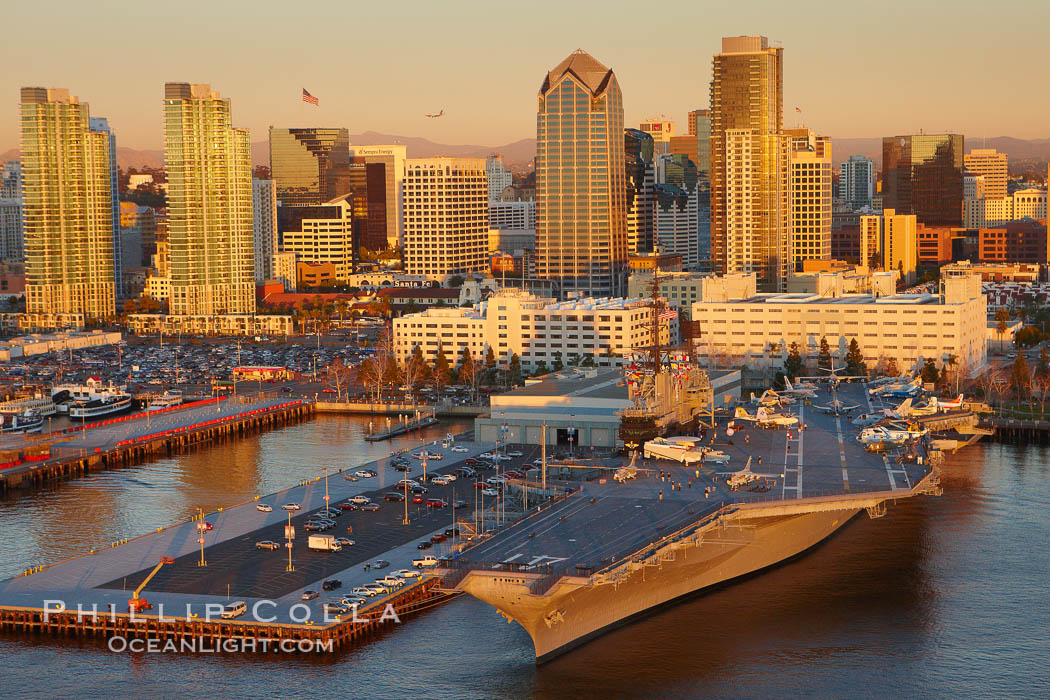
282, 503, 301, 511
385, 492, 406, 502
371, 560, 389, 570
322, 579, 342, 591
343, 474, 359, 482
300, 590, 319, 601
450, 446, 468, 453
333, 538, 355, 547
482, 488, 498, 496
255, 540, 280, 550
349, 495, 371, 505
352, 587, 378, 598
359, 503, 380, 512
338, 502, 358, 511
425, 498, 447, 508
256, 503, 273, 512
355, 469, 377, 478
417, 541, 433, 550
430, 532, 448, 543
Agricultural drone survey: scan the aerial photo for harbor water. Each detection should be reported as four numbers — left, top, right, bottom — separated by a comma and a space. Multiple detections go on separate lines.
1, 415, 1048, 698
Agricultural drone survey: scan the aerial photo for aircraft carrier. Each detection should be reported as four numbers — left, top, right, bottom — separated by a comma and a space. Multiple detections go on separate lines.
442, 378, 957, 662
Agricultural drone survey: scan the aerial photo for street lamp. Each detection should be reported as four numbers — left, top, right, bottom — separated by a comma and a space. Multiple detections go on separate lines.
285, 511, 295, 572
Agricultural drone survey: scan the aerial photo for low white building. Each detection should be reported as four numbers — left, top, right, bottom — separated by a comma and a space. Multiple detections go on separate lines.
126, 314, 293, 337
489, 200, 535, 231
690, 269, 986, 373
393, 288, 679, 371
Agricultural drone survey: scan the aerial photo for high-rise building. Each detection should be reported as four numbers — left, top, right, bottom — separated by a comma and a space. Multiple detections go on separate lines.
118, 202, 156, 270
252, 178, 278, 283
89, 117, 121, 296
164, 82, 255, 315
785, 128, 832, 266
20, 87, 116, 320
402, 157, 488, 279
710, 36, 790, 291
625, 128, 655, 255
688, 109, 712, 269
536, 50, 628, 298
0, 162, 23, 262
963, 148, 1008, 199
860, 208, 917, 283
280, 196, 355, 284
840, 155, 875, 209
268, 128, 351, 207
654, 153, 700, 269
349, 145, 406, 250
347, 161, 389, 252
882, 133, 964, 226
640, 118, 674, 155
486, 155, 513, 200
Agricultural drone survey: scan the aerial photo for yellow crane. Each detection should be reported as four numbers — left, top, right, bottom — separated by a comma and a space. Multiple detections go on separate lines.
128, 556, 174, 612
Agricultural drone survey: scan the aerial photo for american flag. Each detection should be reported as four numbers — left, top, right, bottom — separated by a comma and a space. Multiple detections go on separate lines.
659, 309, 678, 320
302, 88, 319, 106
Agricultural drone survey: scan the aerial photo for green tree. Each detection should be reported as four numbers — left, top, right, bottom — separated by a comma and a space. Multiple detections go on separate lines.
1036, 346, 1050, 381
1010, 352, 1031, 404
552, 352, 564, 371
817, 336, 832, 372
920, 358, 940, 385
580, 354, 596, 368
784, 342, 804, 380
432, 343, 451, 388
447, 275, 465, 288
456, 346, 474, 376
534, 360, 549, 376
845, 338, 867, 377
484, 346, 496, 367
885, 356, 900, 377
508, 353, 523, 386
995, 308, 1011, 353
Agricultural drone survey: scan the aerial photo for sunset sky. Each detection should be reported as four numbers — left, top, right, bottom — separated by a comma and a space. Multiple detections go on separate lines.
4, 0, 1049, 150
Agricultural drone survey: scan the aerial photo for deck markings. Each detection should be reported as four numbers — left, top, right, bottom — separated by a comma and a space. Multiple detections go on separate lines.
831, 384, 850, 491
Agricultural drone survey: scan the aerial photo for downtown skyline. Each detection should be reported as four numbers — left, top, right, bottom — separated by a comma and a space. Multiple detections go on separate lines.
4, 0, 1050, 151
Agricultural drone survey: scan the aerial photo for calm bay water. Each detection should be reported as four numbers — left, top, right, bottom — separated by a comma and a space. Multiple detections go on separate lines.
1, 416, 1048, 698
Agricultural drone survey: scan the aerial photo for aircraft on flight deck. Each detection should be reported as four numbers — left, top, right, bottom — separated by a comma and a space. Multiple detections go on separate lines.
717, 457, 784, 490
734, 406, 799, 429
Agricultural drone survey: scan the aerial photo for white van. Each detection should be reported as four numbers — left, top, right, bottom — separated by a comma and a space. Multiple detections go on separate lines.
221, 601, 247, 619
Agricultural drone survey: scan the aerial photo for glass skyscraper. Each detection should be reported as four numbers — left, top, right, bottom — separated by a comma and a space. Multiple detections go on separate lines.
625, 128, 655, 255
536, 50, 627, 298
20, 87, 116, 320
709, 36, 790, 292
269, 128, 351, 207
164, 82, 255, 315
882, 134, 964, 226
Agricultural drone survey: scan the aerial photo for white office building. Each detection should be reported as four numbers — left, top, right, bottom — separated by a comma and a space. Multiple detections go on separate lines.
653, 154, 699, 270
402, 157, 489, 280
393, 288, 678, 371
252, 178, 278, 283
690, 269, 986, 373
486, 155, 513, 200
489, 199, 536, 231
0, 162, 23, 262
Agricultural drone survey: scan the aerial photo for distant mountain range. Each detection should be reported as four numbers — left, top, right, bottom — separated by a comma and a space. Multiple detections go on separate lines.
3, 134, 1048, 173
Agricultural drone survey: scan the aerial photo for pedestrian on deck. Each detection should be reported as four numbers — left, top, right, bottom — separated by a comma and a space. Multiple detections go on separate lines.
758, 456, 763, 466
659, 490, 663, 501
745, 433, 750, 444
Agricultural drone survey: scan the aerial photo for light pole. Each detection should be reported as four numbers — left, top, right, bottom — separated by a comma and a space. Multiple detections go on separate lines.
285, 511, 295, 572
402, 476, 410, 525
196, 508, 207, 567
323, 467, 330, 514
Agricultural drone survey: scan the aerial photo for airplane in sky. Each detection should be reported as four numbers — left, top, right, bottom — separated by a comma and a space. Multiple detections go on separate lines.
734, 406, 798, 429
425, 109, 444, 118
718, 457, 784, 490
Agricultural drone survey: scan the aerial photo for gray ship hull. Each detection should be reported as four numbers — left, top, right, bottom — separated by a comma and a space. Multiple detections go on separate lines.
459, 506, 862, 662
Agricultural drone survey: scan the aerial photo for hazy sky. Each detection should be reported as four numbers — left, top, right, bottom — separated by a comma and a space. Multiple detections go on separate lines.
4, 0, 1049, 150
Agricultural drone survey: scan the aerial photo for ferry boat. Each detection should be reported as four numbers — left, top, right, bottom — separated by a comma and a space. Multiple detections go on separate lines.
147, 390, 183, 411
57, 378, 133, 420
0, 410, 43, 434
0, 396, 57, 418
